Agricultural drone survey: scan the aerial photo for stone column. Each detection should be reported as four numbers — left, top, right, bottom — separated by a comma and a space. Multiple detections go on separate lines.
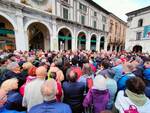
104, 37, 108, 51
110, 44, 113, 51
51, 21, 58, 51
96, 36, 100, 51
86, 33, 91, 51
71, 33, 76, 51
15, 11, 27, 51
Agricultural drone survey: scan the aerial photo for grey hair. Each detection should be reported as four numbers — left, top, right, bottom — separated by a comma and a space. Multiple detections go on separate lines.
7, 62, 19, 71
41, 79, 57, 101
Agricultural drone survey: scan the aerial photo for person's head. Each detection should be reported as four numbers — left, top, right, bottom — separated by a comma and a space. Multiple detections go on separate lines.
27, 56, 35, 63
131, 56, 143, 67
71, 57, 78, 66
50, 72, 57, 80
68, 71, 78, 82
1, 78, 18, 92
114, 58, 122, 66
144, 59, 150, 68
53, 58, 62, 67
126, 77, 145, 94
7, 62, 20, 73
22, 62, 33, 70
36, 66, 47, 79
93, 75, 107, 91
41, 79, 57, 101
28, 66, 37, 76
123, 62, 134, 73
82, 63, 92, 75
100, 59, 110, 69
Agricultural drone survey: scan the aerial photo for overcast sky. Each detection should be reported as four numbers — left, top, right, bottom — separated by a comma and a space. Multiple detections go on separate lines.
93, 0, 150, 21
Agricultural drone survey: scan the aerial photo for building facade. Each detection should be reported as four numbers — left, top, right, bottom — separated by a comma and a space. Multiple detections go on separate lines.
0, 0, 124, 51
126, 6, 150, 53
107, 14, 127, 52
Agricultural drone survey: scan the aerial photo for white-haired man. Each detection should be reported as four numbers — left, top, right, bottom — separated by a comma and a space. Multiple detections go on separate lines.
22, 66, 47, 111
29, 79, 72, 113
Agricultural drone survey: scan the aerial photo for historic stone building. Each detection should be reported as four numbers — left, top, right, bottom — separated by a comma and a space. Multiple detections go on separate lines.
107, 13, 127, 52
126, 6, 150, 53
0, 0, 125, 51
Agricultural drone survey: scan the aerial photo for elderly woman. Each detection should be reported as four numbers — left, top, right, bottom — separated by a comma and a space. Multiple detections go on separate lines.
115, 77, 150, 113
83, 75, 109, 113
0, 78, 26, 112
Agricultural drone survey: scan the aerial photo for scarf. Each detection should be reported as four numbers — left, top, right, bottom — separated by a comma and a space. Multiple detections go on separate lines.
125, 89, 147, 106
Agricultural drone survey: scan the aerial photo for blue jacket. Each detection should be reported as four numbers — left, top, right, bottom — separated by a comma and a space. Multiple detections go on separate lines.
29, 100, 72, 113
143, 68, 150, 80
112, 64, 123, 82
5, 90, 26, 111
117, 73, 135, 90
0, 108, 26, 113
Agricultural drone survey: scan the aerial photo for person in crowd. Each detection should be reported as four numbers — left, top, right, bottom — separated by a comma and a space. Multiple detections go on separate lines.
48, 72, 62, 102
0, 78, 26, 112
0, 62, 26, 88
117, 62, 135, 90
143, 58, 150, 81
143, 59, 150, 98
131, 56, 144, 78
63, 71, 85, 113
21, 62, 33, 78
48, 59, 64, 82
115, 77, 150, 113
29, 79, 72, 113
83, 75, 109, 113
66, 57, 82, 80
78, 63, 94, 85
102, 70, 117, 110
19, 66, 37, 96
112, 59, 123, 82
96, 59, 112, 76
22, 66, 47, 111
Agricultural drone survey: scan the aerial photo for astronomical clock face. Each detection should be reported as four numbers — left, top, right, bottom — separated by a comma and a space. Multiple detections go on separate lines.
31, 0, 48, 5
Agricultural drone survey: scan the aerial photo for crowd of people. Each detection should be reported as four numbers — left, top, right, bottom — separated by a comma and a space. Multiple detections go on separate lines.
0, 49, 150, 113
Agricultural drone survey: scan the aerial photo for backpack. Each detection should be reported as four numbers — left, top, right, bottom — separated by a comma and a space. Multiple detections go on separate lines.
123, 105, 139, 113
119, 91, 139, 113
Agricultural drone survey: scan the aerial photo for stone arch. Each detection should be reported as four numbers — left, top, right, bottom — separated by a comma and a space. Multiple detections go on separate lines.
77, 31, 87, 50
0, 12, 16, 51
25, 20, 51, 50
24, 20, 52, 34
100, 36, 105, 50
90, 34, 97, 50
57, 26, 73, 50
57, 26, 73, 37
0, 11, 17, 30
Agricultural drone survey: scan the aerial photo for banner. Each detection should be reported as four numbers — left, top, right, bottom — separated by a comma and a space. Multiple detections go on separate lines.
144, 25, 150, 39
